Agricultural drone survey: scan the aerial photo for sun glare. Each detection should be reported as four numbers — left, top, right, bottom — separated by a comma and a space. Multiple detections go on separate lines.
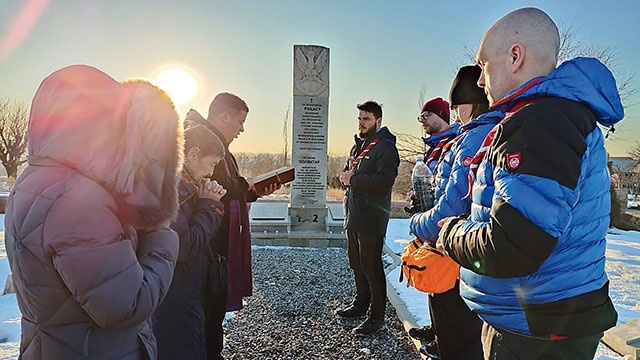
153, 67, 199, 106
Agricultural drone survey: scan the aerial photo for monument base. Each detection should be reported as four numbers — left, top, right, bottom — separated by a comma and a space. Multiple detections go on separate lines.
602, 318, 640, 359
249, 202, 346, 247
251, 231, 346, 248
289, 207, 328, 232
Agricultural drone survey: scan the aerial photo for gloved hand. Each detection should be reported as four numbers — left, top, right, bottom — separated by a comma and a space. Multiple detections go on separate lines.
404, 194, 424, 215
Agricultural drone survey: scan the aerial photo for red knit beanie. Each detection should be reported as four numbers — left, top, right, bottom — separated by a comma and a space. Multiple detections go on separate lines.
421, 97, 450, 122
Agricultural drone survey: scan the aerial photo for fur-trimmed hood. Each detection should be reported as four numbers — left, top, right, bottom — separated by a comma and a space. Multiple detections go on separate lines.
27, 64, 183, 230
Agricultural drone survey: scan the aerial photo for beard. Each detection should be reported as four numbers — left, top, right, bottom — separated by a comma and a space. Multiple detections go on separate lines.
358, 124, 377, 138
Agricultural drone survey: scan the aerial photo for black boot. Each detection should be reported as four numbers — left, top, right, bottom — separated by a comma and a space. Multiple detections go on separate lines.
353, 318, 384, 335
408, 324, 436, 343
335, 305, 367, 318
419, 340, 440, 359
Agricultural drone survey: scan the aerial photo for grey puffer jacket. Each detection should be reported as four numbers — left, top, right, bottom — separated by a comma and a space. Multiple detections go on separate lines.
4, 65, 183, 359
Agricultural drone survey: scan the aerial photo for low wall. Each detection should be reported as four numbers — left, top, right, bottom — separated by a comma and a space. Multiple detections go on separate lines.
622, 210, 640, 231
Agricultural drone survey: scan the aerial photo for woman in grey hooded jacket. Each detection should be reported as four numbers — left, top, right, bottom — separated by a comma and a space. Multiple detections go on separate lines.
4, 64, 183, 359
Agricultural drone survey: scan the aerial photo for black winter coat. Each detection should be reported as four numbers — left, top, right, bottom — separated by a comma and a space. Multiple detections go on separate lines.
152, 178, 224, 360
344, 126, 400, 235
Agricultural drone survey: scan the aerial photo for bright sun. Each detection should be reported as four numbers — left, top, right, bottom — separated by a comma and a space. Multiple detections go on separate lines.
153, 67, 199, 106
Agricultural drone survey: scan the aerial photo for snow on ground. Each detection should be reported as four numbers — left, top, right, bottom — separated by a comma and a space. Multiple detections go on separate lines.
385, 218, 637, 360
0, 215, 639, 359
0, 215, 20, 359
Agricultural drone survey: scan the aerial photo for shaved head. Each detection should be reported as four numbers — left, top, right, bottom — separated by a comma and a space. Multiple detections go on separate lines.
476, 7, 560, 104
483, 7, 559, 71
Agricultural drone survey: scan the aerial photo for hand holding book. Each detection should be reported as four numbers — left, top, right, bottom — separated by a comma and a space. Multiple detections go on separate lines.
249, 166, 295, 196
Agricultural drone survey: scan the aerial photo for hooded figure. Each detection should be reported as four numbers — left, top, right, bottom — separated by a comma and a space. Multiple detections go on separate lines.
4, 65, 183, 359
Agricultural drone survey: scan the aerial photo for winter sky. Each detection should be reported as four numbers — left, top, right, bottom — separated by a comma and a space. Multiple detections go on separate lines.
1, 0, 639, 157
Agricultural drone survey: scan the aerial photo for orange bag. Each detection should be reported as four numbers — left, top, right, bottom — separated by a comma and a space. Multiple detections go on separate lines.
399, 238, 460, 294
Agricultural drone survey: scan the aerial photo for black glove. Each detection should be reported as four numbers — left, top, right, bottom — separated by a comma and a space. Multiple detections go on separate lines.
404, 194, 424, 215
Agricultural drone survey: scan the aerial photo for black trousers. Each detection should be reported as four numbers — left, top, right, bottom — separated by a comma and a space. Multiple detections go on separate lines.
481, 322, 602, 360
429, 281, 483, 359
346, 229, 386, 320
204, 289, 227, 360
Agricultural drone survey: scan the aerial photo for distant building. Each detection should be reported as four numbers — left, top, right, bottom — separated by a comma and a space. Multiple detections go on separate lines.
610, 156, 640, 172
610, 156, 640, 194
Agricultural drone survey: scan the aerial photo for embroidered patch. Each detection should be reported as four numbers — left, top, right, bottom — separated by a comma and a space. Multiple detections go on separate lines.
506, 152, 521, 171
463, 156, 473, 167
364, 156, 370, 159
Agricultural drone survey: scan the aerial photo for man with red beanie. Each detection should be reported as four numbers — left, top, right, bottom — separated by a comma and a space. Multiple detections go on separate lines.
404, 97, 460, 216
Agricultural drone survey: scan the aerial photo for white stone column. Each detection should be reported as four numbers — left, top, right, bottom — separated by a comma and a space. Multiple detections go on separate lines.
290, 45, 329, 231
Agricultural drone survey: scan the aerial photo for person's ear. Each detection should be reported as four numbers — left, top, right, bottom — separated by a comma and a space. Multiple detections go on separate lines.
510, 44, 524, 72
376, 117, 382, 130
186, 146, 200, 163
221, 111, 232, 124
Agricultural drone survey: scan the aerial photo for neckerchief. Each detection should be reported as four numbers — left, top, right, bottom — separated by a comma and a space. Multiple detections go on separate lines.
463, 97, 540, 199
425, 133, 458, 170
349, 139, 379, 171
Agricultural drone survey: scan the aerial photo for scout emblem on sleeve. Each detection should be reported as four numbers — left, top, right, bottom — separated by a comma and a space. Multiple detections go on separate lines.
506, 152, 521, 171
463, 156, 473, 167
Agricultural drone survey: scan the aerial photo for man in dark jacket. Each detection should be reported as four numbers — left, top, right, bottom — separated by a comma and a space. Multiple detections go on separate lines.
186, 93, 278, 360
437, 7, 621, 359
337, 100, 400, 335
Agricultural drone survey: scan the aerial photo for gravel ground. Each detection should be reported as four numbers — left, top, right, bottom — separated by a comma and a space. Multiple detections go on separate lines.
222, 247, 421, 360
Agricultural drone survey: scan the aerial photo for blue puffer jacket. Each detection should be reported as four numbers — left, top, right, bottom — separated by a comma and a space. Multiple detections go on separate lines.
410, 114, 501, 243
422, 123, 460, 173
440, 57, 622, 337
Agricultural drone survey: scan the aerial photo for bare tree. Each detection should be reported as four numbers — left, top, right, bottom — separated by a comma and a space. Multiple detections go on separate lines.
629, 142, 640, 169
395, 132, 426, 164
327, 152, 348, 189
417, 83, 428, 109
0, 98, 29, 180
282, 103, 291, 166
235, 152, 284, 178
557, 25, 636, 108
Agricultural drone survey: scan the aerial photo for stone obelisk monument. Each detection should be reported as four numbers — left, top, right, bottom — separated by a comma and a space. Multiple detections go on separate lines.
290, 45, 329, 231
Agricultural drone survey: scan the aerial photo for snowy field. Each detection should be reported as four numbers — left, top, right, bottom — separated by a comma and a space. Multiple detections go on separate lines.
1, 215, 638, 359
385, 218, 636, 360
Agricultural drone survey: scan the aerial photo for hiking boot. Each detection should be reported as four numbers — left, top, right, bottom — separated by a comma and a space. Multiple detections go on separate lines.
408, 324, 436, 342
419, 339, 440, 359
335, 305, 367, 318
353, 318, 384, 335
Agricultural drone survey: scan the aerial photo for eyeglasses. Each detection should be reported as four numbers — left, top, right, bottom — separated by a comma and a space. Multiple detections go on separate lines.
417, 111, 432, 123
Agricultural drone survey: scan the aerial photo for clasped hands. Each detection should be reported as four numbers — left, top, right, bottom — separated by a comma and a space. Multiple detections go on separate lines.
340, 170, 354, 186
198, 179, 227, 201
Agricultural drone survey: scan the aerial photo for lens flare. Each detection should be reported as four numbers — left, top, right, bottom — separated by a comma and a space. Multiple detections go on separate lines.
152, 67, 199, 106
0, 0, 50, 62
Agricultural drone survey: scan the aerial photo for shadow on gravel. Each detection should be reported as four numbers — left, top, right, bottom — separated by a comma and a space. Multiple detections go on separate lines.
222, 247, 421, 359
